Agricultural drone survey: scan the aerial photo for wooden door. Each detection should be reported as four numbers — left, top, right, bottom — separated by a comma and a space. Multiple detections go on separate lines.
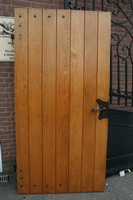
15, 8, 111, 194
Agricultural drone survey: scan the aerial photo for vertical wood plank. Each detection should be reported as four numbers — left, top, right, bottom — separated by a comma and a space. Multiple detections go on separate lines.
81, 11, 98, 192
43, 9, 56, 194
94, 12, 111, 191
56, 9, 70, 193
28, 9, 43, 194
69, 10, 84, 193
15, 8, 29, 194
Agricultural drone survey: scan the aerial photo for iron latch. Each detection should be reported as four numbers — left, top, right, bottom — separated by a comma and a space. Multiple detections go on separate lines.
92, 99, 109, 120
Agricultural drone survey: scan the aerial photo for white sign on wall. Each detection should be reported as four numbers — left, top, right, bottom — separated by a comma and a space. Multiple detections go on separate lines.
0, 16, 15, 62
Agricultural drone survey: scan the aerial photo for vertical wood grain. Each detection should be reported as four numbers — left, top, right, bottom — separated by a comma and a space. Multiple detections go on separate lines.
43, 9, 56, 194
69, 10, 84, 193
28, 9, 43, 194
94, 12, 111, 191
15, 8, 29, 194
15, 8, 110, 194
56, 9, 70, 193
81, 11, 98, 192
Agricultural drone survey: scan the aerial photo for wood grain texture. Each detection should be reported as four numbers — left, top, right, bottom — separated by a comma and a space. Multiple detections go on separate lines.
15, 8, 29, 194
15, 9, 111, 194
28, 9, 43, 194
81, 11, 98, 192
69, 10, 84, 193
43, 9, 56, 194
56, 9, 70, 193
94, 11, 111, 191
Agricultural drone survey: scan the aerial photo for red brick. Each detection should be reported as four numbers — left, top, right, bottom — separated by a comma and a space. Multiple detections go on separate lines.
0, 73, 8, 77
10, 83, 14, 87
0, 83, 9, 87
0, 88, 5, 92
0, 99, 5, 102
55, 0, 64, 5
7, 117, 15, 121
10, 93, 15, 97
2, 11, 13, 16
0, 117, 6, 121
8, 125, 15, 130
0, 78, 4, 82
11, 103, 15, 107
1, 0, 11, 4
0, 93, 9, 97
6, 88, 14, 92
8, 134, 15, 138
6, 107, 14, 111
0, 112, 10, 116
0, 5, 6, 9
0, 103, 10, 107
8, 143, 15, 147
4, 68, 13, 72
0, 121, 11, 126
6, 98, 14, 102
2, 139, 12, 144
0, 108, 5, 112
5, 77, 14, 82
36, 0, 53, 3
12, 0, 31, 7
31, 2, 51, 8
7, 5, 17, 12
9, 73, 14, 77
2, 152, 9, 156
1, 131, 11, 135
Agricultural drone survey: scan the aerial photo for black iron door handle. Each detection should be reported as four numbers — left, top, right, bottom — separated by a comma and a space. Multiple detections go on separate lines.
92, 99, 109, 120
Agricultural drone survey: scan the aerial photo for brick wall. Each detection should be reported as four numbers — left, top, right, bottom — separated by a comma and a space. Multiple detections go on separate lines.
0, 62, 15, 172
0, 0, 132, 172
0, 0, 64, 16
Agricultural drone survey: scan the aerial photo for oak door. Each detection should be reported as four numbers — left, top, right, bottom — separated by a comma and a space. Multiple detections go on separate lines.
15, 8, 111, 194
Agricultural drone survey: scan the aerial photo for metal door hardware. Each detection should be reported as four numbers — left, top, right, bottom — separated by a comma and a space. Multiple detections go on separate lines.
92, 98, 109, 120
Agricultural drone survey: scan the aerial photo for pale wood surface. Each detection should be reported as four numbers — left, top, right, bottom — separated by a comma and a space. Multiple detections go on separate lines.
69, 10, 84, 193
94, 11, 111, 191
28, 9, 43, 193
15, 8, 29, 194
81, 11, 98, 192
43, 9, 56, 194
56, 9, 70, 193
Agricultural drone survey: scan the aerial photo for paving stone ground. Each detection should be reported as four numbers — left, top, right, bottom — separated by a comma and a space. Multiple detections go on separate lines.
0, 172, 133, 200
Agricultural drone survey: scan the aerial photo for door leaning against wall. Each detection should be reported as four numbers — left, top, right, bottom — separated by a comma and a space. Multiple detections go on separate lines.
15, 8, 111, 194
